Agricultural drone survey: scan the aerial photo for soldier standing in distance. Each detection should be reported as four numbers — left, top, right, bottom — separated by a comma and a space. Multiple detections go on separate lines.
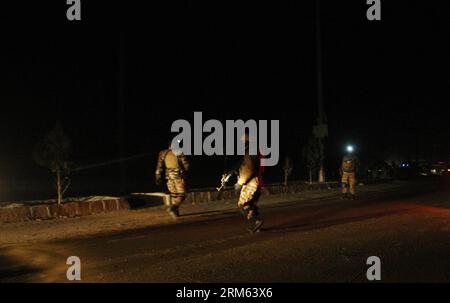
340, 146, 358, 200
155, 140, 190, 218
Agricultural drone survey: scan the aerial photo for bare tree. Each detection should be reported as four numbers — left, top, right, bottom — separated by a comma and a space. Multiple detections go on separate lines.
302, 137, 324, 184
33, 123, 72, 204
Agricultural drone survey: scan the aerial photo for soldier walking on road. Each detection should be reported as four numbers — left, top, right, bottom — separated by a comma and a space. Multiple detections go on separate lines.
224, 132, 265, 233
155, 140, 190, 218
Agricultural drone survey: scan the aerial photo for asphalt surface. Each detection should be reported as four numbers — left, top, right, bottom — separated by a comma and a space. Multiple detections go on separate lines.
1, 177, 450, 282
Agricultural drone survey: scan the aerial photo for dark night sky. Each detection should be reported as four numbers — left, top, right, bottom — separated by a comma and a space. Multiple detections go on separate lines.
0, 0, 448, 200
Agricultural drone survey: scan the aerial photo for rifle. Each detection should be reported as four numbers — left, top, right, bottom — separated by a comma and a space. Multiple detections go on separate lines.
216, 156, 243, 191
216, 172, 233, 191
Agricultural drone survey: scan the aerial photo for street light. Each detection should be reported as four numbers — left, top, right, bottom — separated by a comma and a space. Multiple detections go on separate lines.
346, 145, 354, 153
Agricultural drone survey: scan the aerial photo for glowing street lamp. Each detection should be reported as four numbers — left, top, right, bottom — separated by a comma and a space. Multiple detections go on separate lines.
346, 145, 354, 153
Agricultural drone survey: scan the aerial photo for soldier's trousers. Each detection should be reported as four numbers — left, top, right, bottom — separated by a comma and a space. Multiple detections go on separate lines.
341, 172, 356, 195
238, 177, 261, 221
166, 169, 186, 206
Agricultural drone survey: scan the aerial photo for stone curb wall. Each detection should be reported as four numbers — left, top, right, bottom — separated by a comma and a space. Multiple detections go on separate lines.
0, 199, 130, 224
0, 182, 339, 224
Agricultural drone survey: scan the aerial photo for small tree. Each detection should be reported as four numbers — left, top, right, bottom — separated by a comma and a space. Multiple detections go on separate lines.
33, 123, 72, 204
302, 137, 324, 184
282, 156, 293, 186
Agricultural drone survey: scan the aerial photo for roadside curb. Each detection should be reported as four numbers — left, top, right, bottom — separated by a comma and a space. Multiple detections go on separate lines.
0, 198, 130, 224
0, 182, 339, 224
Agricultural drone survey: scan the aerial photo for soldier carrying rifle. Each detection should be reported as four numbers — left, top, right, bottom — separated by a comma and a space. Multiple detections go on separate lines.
218, 132, 265, 233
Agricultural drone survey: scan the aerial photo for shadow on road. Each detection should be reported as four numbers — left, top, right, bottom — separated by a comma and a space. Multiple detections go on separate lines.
0, 251, 43, 282
263, 208, 407, 234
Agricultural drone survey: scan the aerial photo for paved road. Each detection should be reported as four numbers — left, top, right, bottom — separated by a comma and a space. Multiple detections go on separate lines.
1, 177, 450, 282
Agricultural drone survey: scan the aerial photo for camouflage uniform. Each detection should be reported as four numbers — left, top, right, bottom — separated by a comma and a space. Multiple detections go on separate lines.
340, 155, 358, 196
236, 153, 262, 224
155, 149, 189, 214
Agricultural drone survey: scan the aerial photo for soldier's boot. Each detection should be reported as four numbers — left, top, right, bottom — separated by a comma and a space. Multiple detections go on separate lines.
341, 193, 349, 199
250, 218, 264, 233
167, 204, 180, 218
247, 217, 264, 233
350, 194, 357, 200
246, 209, 263, 233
